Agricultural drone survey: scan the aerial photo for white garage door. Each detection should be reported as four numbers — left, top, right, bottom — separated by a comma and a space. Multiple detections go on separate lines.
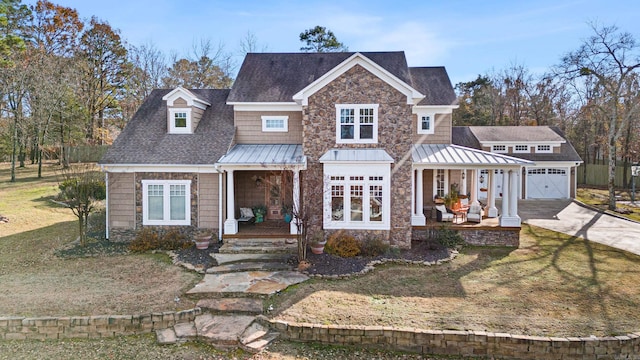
527, 168, 568, 199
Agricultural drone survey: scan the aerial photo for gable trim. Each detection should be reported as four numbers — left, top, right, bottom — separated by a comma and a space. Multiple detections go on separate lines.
292, 52, 425, 106
162, 86, 211, 110
227, 102, 303, 112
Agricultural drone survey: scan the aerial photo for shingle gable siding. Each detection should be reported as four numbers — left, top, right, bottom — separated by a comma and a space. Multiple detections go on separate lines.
302, 64, 413, 247
234, 111, 303, 144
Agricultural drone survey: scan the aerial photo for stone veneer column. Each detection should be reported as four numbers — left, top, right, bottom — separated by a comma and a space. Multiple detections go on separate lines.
223, 170, 238, 234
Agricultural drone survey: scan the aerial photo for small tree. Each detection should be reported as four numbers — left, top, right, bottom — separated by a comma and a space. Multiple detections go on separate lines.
299, 25, 348, 52
58, 164, 105, 246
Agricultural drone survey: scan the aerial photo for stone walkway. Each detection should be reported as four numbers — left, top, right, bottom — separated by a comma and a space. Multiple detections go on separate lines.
157, 245, 308, 352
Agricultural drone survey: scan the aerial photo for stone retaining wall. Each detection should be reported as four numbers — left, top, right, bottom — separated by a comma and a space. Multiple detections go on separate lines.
268, 320, 640, 359
412, 226, 520, 247
0, 309, 200, 340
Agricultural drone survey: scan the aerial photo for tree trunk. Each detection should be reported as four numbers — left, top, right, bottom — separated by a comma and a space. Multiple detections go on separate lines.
10, 115, 18, 182
608, 134, 617, 211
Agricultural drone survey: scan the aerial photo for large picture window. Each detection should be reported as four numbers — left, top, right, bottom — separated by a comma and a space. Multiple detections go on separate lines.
142, 180, 191, 225
335, 104, 378, 144
324, 165, 390, 230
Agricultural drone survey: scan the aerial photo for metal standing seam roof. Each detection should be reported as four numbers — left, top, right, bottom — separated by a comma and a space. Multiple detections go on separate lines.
319, 149, 394, 163
216, 144, 306, 166
412, 144, 532, 166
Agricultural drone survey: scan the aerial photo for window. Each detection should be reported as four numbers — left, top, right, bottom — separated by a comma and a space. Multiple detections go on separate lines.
492, 145, 507, 153
417, 113, 435, 134
435, 169, 447, 197
336, 104, 379, 143
261, 116, 289, 132
324, 165, 389, 229
536, 144, 552, 153
169, 108, 192, 134
142, 180, 191, 225
514, 145, 529, 153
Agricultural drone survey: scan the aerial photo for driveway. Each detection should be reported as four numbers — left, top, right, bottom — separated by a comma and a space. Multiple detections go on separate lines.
518, 199, 640, 256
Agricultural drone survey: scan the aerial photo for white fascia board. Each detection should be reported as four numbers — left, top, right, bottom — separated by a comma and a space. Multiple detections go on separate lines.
227, 102, 302, 112
162, 86, 211, 109
412, 163, 528, 170
99, 164, 219, 173
527, 161, 583, 167
412, 105, 458, 114
292, 52, 425, 106
480, 140, 566, 146
214, 156, 308, 171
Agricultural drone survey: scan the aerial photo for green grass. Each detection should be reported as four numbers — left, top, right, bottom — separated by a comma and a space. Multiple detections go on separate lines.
577, 186, 640, 222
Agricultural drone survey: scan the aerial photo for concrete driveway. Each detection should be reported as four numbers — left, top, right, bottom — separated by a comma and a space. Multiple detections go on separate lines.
518, 199, 640, 256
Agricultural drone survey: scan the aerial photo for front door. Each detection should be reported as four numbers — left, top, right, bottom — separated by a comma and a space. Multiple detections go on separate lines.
266, 174, 283, 220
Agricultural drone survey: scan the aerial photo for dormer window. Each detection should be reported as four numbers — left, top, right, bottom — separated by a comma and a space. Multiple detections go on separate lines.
417, 113, 435, 134
492, 145, 507, 153
514, 145, 529, 153
336, 104, 378, 144
169, 108, 191, 134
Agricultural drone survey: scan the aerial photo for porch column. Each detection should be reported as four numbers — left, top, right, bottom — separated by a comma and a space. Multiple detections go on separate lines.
486, 169, 498, 218
461, 169, 467, 196
290, 169, 301, 234
499, 169, 521, 227
223, 169, 238, 234
412, 168, 426, 226
469, 169, 479, 206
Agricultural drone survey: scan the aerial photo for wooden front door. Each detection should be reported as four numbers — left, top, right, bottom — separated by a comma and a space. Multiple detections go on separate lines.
266, 174, 283, 220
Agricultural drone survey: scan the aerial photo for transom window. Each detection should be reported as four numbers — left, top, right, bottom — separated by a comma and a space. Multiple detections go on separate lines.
336, 104, 379, 144
169, 108, 192, 134
514, 145, 529, 153
325, 164, 389, 229
536, 144, 552, 153
492, 145, 507, 153
417, 113, 435, 134
142, 180, 191, 225
261, 116, 289, 132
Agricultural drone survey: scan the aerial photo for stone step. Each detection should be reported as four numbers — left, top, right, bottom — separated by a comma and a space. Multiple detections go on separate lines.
207, 262, 294, 274
224, 237, 297, 246
218, 244, 296, 254
212, 253, 293, 265
156, 328, 177, 345
186, 271, 309, 297
194, 314, 255, 348
196, 298, 263, 315
240, 322, 280, 353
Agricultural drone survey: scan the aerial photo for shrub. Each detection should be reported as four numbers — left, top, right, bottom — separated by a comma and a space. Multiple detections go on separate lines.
128, 228, 192, 253
326, 230, 361, 258
359, 236, 390, 257
435, 225, 465, 248
129, 228, 160, 252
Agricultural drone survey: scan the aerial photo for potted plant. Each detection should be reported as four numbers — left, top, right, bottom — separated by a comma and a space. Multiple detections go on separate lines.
194, 231, 211, 250
253, 204, 267, 223
282, 203, 292, 223
309, 231, 326, 254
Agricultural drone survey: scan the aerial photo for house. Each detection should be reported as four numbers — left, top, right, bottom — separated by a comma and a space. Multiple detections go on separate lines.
100, 51, 578, 248
452, 126, 582, 200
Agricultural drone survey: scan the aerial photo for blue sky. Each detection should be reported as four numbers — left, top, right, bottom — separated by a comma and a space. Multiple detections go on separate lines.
25, 0, 639, 85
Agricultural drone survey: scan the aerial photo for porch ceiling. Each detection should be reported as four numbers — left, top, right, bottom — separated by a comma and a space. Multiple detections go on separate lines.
216, 144, 306, 169
412, 144, 532, 168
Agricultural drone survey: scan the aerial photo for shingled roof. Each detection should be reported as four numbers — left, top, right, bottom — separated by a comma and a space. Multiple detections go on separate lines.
100, 89, 234, 165
452, 126, 582, 163
227, 52, 454, 106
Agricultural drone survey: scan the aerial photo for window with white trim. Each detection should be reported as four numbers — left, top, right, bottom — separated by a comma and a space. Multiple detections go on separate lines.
514, 145, 529, 153
169, 108, 192, 134
324, 165, 389, 229
336, 104, 379, 143
261, 116, 288, 132
142, 180, 191, 225
417, 113, 435, 134
434, 169, 447, 198
492, 145, 507, 153
536, 144, 552, 153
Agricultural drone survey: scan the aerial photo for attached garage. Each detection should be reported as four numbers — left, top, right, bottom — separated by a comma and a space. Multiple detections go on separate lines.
526, 167, 569, 199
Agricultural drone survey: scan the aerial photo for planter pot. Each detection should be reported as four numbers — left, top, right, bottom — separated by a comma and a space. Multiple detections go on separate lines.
284, 213, 292, 223
310, 241, 327, 255
255, 214, 264, 223
194, 235, 211, 250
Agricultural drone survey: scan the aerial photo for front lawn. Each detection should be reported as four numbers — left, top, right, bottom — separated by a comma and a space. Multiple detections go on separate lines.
269, 224, 640, 337
577, 186, 640, 222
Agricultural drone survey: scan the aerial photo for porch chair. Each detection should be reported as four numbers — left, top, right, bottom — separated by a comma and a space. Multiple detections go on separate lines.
435, 205, 454, 222
466, 203, 482, 223
238, 207, 256, 225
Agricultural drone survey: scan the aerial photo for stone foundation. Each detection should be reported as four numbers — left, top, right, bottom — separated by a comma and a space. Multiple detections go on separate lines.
108, 226, 219, 243
412, 226, 520, 247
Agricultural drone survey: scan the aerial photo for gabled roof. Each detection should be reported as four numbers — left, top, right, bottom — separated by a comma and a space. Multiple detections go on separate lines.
412, 144, 532, 167
452, 126, 583, 163
162, 86, 211, 109
100, 89, 234, 165
227, 52, 455, 106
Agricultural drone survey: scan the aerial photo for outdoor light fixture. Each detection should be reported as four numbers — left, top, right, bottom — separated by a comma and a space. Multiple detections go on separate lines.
479, 174, 485, 184
461, 171, 466, 180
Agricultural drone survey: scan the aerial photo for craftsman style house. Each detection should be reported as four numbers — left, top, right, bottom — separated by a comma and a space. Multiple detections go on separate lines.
100, 51, 580, 248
